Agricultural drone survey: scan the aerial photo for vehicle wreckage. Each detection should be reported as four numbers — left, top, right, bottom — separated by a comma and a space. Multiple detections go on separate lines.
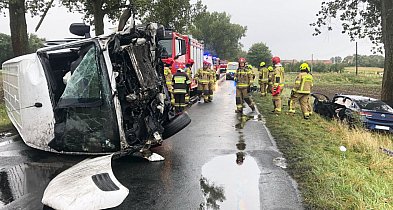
2, 9, 191, 157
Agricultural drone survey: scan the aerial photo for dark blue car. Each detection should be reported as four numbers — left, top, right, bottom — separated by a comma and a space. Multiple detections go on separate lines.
332, 95, 393, 132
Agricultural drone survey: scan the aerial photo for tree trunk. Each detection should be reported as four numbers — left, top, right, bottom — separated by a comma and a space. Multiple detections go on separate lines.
9, 0, 29, 57
91, 0, 105, 36
381, 0, 393, 106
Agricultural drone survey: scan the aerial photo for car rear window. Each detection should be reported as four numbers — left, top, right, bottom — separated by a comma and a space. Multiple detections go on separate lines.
356, 100, 393, 113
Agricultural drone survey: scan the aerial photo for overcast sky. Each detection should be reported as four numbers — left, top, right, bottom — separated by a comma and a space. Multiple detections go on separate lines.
0, 0, 381, 60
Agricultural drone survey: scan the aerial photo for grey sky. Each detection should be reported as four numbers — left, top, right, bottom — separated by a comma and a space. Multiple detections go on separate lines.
0, 0, 380, 60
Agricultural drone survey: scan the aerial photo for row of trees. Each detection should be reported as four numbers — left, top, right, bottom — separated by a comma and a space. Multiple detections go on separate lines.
0, 0, 247, 62
0, 33, 45, 65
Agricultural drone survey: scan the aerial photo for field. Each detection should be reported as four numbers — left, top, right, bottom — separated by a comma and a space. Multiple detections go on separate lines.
252, 68, 393, 208
254, 93, 393, 209
344, 66, 384, 75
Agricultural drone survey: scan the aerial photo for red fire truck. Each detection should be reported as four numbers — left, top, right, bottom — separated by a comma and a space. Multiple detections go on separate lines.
159, 29, 204, 91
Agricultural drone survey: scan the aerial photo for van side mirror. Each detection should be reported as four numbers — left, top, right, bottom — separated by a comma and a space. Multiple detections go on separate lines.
70, 23, 91, 38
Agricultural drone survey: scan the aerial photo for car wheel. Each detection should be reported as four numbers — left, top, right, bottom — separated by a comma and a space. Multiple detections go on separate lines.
162, 112, 191, 139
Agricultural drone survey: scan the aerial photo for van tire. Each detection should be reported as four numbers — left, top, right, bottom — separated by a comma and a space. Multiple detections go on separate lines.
162, 112, 191, 139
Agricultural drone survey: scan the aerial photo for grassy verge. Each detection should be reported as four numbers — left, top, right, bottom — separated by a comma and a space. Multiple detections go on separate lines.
254, 93, 393, 209
0, 72, 13, 132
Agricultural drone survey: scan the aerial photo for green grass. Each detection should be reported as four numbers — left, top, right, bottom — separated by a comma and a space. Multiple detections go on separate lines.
0, 72, 13, 132
344, 67, 384, 75
254, 93, 393, 209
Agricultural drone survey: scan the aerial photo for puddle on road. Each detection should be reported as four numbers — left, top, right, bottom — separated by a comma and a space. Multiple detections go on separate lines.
199, 154, 261, 209
0, 163, 65, 207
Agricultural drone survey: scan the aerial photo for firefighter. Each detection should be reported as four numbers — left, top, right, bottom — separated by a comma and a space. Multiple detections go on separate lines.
172, 68, 191, 112
208, 62, 216, 102
235, 57, 256, 114
271, 56, 285, 114
267, 66, 274, 93
163, 58, 174, 92
258, 62, 269, 96
195, 61, 211, 103
185, 59, 194, 104
288, 63, 313, 119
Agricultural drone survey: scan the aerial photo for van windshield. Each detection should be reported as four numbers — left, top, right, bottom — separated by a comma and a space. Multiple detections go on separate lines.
227, 63, 238, 71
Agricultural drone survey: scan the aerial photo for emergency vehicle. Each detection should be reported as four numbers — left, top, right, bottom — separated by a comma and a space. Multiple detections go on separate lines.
159, 29, 204, 92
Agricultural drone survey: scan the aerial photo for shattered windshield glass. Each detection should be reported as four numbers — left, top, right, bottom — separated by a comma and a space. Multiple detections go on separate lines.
356, 100, 393, 113
58, 46, 101, 107
50, 43, 120, 153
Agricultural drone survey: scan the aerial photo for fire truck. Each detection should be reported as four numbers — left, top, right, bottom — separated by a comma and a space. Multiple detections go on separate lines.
203, 55, 227, 80
159, 29, 204, 91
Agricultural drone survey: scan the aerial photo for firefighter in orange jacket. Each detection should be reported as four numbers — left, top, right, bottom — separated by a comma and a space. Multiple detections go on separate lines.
271, 56, 285, 114
288, 63, 314, 119
195, 61, 211, 103
172, 68, 191, 112
235, 57, 256, 114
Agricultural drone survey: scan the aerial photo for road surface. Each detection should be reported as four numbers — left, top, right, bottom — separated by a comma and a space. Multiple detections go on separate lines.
0, 79, 303, 210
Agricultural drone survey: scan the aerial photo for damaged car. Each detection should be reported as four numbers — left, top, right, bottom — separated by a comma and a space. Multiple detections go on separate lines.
313, 93, 393, 132
2, 11, 191, 156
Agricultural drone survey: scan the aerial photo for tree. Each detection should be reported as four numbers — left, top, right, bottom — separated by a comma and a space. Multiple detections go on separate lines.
0, 33, 45, 65
312, 0, 393, 105
141, 0, 206, 33
0, 0, 50, 56
61, 0, 128, 36
190, 11, 247, 60
330, 56, 342, 64
246, 42, 272, 67
0, 33, 12, 65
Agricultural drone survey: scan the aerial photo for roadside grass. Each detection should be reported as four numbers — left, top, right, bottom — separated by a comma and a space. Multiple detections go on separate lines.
254, 93, 393, 209
0, 72, 13, 132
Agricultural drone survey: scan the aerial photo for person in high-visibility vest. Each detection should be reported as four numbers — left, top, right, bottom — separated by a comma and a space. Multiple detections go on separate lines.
185, 59, 194, 104
163, 58, 175, 105
208, 62, 216, 102
271, 56, 285, 114
288, 63, 314, 119
172, 68, 191, 112
195, 61, 211, 103
235, 57, 256, 114
267, 66, 274, 93
258, 62, 269, 96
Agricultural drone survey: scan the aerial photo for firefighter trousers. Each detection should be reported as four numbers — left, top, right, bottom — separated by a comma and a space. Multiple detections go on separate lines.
236, 87, 255, 112
259, 82, 268, 96
173, 93, 186, 112
198, 83, 210, 102
288, 93, 311, 117
208, 82, 215, 101
272, 92, 282, 113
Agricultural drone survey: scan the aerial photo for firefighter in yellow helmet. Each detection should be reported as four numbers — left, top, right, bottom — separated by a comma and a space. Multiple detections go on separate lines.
208, 62, 216, 102
271, 56, 285, 114
288, 63, 313, 119
195, 61, 211, 103
235, 57, 256, 114
267, 66, 274, 93
258, 62, 269, 96
172, 68, 191, 112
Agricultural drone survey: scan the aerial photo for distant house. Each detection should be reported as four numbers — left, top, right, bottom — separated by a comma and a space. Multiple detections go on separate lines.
305, 60, 333, 65
281, 59, 299, 65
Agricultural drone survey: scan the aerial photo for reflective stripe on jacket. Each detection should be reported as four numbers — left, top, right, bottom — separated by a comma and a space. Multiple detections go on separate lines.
235, 67, 254, 87
195, 68, 210, 84
172, 72, 190, 93
294, 72, 313, 94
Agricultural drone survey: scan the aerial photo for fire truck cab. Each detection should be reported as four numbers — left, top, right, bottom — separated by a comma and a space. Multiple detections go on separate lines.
159, 29, 204, 92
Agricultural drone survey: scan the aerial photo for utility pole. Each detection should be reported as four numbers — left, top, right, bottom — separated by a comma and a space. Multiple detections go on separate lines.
311, 54, 314, 72
355, 42, 358, 76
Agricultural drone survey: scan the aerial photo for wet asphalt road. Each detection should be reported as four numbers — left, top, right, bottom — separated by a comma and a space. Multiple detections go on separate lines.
0, 79, 303, 210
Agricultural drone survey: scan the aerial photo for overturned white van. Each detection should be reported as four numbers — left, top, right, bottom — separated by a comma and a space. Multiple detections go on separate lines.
2, 22, 191, 155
